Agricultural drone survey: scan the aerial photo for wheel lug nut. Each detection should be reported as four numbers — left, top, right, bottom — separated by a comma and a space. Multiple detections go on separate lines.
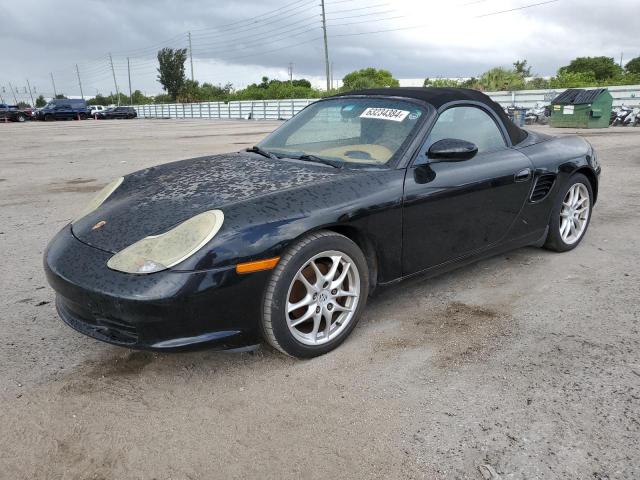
323, 281, 329, 288
316, 306, 321, 313
312, 293, 317, 300
327, 304, 333, 311
331, 289, 337, 295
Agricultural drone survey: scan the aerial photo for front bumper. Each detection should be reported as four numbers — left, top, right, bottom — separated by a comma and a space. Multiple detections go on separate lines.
44, 226, 270, 350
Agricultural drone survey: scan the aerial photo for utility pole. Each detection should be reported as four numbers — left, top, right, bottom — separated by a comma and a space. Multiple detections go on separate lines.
188, 32, 194, 81
75, 64, 84, 99
320, 0, 331, 91
330, 61, 334, 90
127, 57, 133, 105
108, 53, 120, 105
26, 79, 35, 105
8, 81, 18, 104
288, 62, 294, 99
50, 72, 57, 97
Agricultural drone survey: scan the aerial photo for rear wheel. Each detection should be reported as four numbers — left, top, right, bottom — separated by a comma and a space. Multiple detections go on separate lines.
262, 231, 369, 358
16, 114, 26, 122
544, 173, 593, 252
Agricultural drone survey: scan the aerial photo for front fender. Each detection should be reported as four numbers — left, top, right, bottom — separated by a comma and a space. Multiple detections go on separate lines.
173, 169, 406, 283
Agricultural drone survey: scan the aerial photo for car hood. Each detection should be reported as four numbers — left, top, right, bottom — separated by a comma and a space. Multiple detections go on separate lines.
71, 151, 349, 252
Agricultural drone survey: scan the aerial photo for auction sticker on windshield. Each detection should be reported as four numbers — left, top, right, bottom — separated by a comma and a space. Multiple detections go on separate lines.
360, 108, 410, 122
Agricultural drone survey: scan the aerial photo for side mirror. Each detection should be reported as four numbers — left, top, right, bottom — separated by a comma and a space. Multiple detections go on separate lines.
427, 138, 478, 162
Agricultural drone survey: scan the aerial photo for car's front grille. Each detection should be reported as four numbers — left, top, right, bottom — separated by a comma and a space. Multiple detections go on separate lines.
530, 174, 556, 202
57, 297, 139, 345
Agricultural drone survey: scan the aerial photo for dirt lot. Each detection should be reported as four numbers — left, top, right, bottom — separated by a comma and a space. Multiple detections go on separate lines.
1, 119, 638, 479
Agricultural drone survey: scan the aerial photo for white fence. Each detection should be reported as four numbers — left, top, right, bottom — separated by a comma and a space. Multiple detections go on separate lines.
130, 85, 640, 120
133, 99, 316, 120
487, 84, 640, 109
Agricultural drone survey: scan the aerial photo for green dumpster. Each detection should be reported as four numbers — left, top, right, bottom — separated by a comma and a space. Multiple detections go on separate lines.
549, 88, 613, 128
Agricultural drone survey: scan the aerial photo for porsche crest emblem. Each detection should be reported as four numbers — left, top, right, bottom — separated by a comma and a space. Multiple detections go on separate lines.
91, 220, 107, 231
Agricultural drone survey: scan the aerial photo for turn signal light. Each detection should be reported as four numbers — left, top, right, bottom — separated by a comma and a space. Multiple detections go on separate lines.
236, 257, 280, 274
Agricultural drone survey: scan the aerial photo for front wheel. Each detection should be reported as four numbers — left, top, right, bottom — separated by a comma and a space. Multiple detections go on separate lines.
262, 231, 369, 358
16, 114, 26, 122
544, 173, 593, 252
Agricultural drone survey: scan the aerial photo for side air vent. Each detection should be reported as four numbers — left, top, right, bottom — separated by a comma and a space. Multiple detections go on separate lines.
530, 174, 556, 202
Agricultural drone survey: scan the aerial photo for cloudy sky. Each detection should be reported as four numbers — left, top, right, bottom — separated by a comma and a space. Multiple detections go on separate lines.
1, 0, 638, 101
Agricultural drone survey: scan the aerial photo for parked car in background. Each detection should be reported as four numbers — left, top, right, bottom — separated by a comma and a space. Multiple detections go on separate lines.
95, 106, 137, 119
34, 98, 89, 121
89, 105, 107, 117
0, 104, 31, 122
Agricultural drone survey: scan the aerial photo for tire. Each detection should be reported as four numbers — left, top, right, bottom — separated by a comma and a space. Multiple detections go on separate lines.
44, 115, 54, 122
262, 230, 369, 358
544, 173, 593, 252
79, 113, 87, 120
16, 114, 26, 122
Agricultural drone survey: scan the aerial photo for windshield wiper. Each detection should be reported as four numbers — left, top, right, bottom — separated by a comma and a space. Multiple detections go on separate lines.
246, 145, 278, 159
288, 154, 343, 169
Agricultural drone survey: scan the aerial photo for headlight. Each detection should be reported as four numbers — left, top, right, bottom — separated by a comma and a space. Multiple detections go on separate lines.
72, 177, 123, 223
107, 210, 224, 274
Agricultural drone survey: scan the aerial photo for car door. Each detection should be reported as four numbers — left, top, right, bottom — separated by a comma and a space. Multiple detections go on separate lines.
402, 104, 533, 276
55, 104, 71, 120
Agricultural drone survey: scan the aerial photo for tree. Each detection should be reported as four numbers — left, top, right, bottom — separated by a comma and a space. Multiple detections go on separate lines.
54, 94, 67, 99
513, 60, 532, 77
626, 56, 640, 75
35, 95, 46, 107
87, 94, 109, 106
157, 47, 188, 100
549, 71, 597, 88
525, 77, 551, 89
560, 56, 622, 81
423, 78, 461, 87
87, 92, 130, 106
292, 79, 311, 88
131, 90, 154, 105
200, 82, 232, 100
177, 79, 205, 103
477, 67, 525, 91
341, 68, 399, 91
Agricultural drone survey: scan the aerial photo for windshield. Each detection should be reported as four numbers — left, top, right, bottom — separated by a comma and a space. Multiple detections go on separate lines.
258, 98, 426, 166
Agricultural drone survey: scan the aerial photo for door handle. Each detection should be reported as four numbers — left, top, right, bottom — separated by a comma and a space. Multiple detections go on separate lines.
514, 168, 531, 182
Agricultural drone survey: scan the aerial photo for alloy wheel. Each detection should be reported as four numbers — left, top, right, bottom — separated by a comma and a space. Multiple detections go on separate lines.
286, 250, 360, 346
559, 183, 590, 245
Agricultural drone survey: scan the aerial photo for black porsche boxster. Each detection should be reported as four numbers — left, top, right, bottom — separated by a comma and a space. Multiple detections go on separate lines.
44, 88, 600, 358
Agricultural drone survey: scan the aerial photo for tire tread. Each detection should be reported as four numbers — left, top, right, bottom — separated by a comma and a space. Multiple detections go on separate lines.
262, 230, 358, 356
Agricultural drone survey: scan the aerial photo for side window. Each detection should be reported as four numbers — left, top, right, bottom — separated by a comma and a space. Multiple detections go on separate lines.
427, 106, 506, 153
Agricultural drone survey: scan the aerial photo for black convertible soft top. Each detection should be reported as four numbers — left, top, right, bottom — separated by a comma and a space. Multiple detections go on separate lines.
334, 87, 528, 145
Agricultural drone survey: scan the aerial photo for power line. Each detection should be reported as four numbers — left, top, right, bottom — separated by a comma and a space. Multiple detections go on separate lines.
190, 0, 317, 33
191, 1, 318, 40
24, 0, 562, 97
331, 0, 561, 38
190, 16, 321, 50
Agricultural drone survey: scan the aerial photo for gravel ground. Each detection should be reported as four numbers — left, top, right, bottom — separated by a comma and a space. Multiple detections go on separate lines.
1, 119, 638, 480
